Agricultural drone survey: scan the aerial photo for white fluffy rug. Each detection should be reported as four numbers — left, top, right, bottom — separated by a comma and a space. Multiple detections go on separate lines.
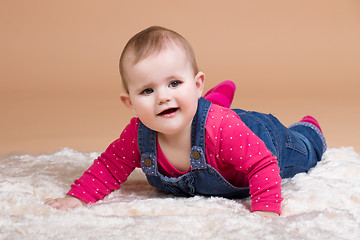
1, 147, 360, 239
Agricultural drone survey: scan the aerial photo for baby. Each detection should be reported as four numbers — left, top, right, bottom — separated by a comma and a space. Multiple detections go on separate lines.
45, 26, 326, 218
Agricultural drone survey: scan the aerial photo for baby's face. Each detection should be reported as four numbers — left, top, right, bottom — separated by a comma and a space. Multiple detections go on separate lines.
122, 44, 204, 136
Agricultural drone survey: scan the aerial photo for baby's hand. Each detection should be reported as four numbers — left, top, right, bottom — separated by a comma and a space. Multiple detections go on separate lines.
253, 210, 280, 218
45, 196, 86, 210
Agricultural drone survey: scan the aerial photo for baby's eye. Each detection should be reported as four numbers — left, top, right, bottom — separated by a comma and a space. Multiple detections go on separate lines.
141, 88, 154, 95
169, 80, 181, 88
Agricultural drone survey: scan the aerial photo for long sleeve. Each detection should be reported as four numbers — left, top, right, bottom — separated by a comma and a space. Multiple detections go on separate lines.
67, 118, 142, 203
205, 106, 283, 214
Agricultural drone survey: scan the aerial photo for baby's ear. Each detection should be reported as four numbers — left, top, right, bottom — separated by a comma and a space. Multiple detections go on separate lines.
194, 71, 205, 98
120, 93, 134, 112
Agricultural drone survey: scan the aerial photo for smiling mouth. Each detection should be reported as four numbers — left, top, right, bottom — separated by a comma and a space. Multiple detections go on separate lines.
158, 108, 179, 116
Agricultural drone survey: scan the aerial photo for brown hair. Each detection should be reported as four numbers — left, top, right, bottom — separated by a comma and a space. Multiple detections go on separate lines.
119, 26, 199, 92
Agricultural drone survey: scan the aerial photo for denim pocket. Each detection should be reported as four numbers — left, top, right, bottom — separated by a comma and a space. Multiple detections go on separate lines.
281, 130, 315, 178
285, 128, 308, 156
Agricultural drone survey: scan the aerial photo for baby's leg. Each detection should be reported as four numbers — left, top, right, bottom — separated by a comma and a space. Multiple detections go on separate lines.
203, 80, 236, 108
282, 116, 327, 177
289, 116, 326, 158
234, 110, 326, 178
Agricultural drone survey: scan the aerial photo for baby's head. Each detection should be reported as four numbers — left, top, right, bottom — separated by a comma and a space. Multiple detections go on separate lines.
119, 26, 199, 93
119, 26, 205, 135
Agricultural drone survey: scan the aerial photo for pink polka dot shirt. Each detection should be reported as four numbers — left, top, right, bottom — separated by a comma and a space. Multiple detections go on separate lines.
68, 104, 283, 214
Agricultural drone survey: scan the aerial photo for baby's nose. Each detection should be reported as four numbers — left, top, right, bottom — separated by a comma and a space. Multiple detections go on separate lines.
157, 91, 172, 105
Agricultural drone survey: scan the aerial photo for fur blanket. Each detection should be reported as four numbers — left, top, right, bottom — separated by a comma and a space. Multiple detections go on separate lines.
1, 147, 359, 239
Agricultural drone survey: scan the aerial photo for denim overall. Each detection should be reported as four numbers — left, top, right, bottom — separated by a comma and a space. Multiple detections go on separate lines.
138, 97, 326, 198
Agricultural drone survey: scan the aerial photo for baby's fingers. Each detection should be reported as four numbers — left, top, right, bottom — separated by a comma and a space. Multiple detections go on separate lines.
44, 198, 69, 210
44, 198, 57, 207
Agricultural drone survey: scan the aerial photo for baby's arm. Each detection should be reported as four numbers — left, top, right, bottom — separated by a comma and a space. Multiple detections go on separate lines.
44, 196, 86, 210
45, 118, 142, 209
216, 111, 283, 215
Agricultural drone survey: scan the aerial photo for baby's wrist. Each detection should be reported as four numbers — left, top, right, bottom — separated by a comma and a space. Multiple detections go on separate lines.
65, 194, 87, 206
253, 210, 280, 218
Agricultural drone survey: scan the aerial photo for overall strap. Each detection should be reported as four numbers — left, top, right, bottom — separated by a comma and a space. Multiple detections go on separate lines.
138, 122, 158, 176
190, 97, 212, 170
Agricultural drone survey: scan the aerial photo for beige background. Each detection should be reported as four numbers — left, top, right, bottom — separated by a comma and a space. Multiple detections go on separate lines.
1, 0, 359, 155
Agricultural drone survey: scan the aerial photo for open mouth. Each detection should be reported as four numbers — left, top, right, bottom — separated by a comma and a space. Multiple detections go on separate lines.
158, 107, 179, 116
